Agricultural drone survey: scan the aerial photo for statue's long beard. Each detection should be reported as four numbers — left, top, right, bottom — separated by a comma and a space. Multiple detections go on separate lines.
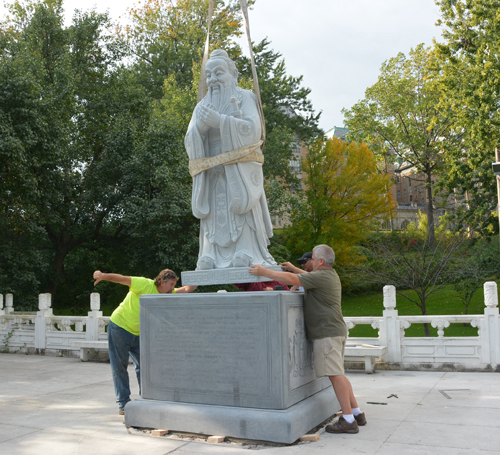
206, 83, 239, 114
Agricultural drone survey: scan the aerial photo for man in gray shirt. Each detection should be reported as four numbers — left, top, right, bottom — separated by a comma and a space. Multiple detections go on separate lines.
249, 244, 365, 434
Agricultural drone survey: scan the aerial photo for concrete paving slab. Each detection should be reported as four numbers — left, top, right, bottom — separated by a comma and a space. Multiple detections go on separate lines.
271, 435, 384, 455
406, 403, 500, 426
0, 428, 189, 455
2, 353, 500, 455
387, 420, 500, 451
419, 381, 500, 409
376, 442, 499, 455
4, 383, 125, 410
171, 442, 261, 454
0, 423, 39, 444
0, 380, 109, 402
0, 406, 116, 436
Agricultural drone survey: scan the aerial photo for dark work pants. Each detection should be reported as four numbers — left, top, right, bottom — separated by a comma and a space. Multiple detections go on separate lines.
107, 321, 141, 410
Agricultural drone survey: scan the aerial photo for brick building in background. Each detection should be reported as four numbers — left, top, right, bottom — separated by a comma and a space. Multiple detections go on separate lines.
388, 162, 465, 231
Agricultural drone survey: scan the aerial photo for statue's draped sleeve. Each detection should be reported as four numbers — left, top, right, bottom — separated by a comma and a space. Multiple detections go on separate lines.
185, 111, 209, 219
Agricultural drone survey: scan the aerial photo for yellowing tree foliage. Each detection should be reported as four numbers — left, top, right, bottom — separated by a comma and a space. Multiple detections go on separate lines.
285, 137, 396, 266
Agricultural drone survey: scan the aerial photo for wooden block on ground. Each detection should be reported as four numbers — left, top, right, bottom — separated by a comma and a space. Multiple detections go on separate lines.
300, 434, 320, 442
335, 410, 343, 416
151, 429, 169, 436
207, 435, 225, 443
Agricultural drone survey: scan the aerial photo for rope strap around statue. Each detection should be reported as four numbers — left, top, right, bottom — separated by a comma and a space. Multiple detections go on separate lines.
189, 140, 264, 177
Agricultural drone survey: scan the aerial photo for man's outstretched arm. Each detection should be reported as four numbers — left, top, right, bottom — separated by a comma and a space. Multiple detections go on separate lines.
93, 271, 131, 287
249, 265, 302, 287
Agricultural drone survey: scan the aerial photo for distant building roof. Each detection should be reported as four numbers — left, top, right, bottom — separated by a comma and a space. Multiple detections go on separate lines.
325, 126, 349, 140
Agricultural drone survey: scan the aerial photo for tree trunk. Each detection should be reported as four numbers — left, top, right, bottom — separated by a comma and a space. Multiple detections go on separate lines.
45, 246, 68, 298
45, 236, 85, 305
421, 299, 431, 337
426, 171, 435, 249
463, 297, 472, 327
495, 147, 500, 250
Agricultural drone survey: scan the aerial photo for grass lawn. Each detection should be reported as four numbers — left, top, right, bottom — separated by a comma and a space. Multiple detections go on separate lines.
342, 284, 491, 338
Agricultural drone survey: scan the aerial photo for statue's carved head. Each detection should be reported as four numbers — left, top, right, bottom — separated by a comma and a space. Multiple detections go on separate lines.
207, 49, 239, 83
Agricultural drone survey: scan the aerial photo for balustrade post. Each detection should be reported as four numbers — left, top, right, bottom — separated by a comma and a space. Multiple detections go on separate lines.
481, 282, 500, 366
5, 294, 13, 314
381, 285, 402, 363
86, 293, 102, 341
34, 294, 53, 352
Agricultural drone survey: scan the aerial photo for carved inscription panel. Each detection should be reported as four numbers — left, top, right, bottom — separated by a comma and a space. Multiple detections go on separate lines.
142, 299, 272, 404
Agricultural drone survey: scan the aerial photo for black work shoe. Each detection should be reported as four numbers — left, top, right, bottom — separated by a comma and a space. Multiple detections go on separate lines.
325, 416, 359, 434
355, 412, 367, 426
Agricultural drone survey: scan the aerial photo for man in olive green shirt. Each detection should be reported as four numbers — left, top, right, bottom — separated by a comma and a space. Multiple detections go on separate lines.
93, 269, 196, 414
249, 244, 365, 434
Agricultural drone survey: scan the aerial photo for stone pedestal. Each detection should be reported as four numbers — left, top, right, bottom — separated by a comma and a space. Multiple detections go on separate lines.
125, 291, 339, 443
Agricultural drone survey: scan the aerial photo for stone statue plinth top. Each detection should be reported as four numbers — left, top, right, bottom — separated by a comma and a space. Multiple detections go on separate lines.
181, 265, 283, 286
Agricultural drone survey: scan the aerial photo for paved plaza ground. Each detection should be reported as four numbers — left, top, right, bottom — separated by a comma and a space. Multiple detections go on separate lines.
1, 353, 500, 454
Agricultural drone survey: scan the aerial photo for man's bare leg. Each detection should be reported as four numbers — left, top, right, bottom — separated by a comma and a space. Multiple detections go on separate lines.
346, 376, 359, 409
329, 375, 357, 414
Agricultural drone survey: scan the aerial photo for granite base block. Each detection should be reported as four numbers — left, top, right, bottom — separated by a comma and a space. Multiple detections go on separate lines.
139, 292, 331, 409
181, 266, 283, 286
124, 387, 339, 444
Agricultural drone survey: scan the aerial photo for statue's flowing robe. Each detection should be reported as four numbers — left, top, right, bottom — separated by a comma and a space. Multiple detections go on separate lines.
185, 88, 276, 269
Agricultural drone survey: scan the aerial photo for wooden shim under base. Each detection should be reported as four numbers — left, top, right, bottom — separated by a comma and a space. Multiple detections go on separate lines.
300, 434, 320, 442
207, 435, 225, 443
151, 429, 169, 436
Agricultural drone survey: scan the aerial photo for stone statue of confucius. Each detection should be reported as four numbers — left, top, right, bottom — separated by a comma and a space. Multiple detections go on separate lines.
185, 49, 276, 270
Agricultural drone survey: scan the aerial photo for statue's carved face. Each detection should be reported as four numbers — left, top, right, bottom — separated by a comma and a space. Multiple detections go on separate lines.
206, 59, 234, 94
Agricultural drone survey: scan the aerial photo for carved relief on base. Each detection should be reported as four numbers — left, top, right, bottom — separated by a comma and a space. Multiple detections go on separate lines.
288, 305, 315, 388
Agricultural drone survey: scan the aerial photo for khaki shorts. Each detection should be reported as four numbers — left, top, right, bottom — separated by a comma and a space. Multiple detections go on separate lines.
313, 336, 346, 377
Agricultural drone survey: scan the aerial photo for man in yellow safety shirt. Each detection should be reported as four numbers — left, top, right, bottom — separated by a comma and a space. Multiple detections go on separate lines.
93, 269, 196, 414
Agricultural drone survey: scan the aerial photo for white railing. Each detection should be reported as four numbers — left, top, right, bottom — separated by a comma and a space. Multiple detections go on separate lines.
1, 282, 499, 370
344, 281, 500, 371
0, 292, 109, 356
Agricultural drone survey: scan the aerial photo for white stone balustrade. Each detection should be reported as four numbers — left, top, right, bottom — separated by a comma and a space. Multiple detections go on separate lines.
1, 293, 109, 356
343, 281, 500, 371
0, 282, 499, 370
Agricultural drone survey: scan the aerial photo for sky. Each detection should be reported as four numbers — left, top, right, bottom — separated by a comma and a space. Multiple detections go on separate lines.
0, 0, 443, 132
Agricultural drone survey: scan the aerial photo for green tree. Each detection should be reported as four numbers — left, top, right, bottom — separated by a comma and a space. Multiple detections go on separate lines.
450, 238, 500, 316
123, 0, 244, 97
343, 44, 461, 247
284, 137, 395, 267
351, 213, 468, 336
435, 0, 500, 227
0, 0, 197, 310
